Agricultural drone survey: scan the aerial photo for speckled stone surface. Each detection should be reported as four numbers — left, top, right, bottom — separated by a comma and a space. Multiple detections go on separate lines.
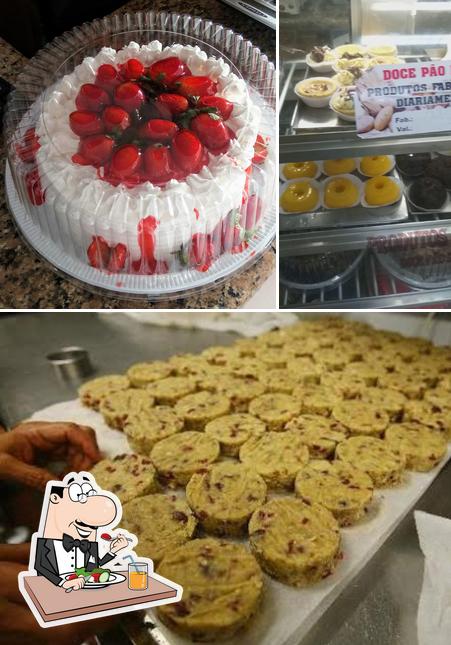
0, 3, 275, 309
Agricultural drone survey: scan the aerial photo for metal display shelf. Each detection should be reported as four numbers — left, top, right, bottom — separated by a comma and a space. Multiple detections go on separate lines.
280, 251, 451, 309
279, 56, 451, 162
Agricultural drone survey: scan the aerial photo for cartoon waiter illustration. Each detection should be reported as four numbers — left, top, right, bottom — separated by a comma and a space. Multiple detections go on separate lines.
19, 470, 182, 628
33, 473, 129, 591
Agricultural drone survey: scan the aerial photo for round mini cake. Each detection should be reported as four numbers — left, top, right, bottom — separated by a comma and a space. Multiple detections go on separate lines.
360, 387, 406, 422
284, 414, 347, 458
295, 385, 341, 417
157, 538, 263, 641
200, 345, 240, 365
30, 41, 263, 274
150, 430, 220, 485
99, 388, 154, 429
258, 368, 305, 394
320, 373, 369, 400
294, 460, 374, 526
403, 400, 450, 437
121, 493, 196, 564
378, 371, 426, 399
146, 375, 196, 405
126, 360, 173, 387
395, 153, 431, 177
199, 374, 266, 412
331, 401, 389, 437
123, 405, 184, 453
175, 391, 231, 430
285, 357, 322, 385
186, 462, 267, 535
79, 374, 130, 410
385, 422, 447, 471
409, 177, 447, 211
248, 498, 341, 586
204, 413, 266, 456
248, 393, 301, 430
336, 436, 406, 487
239, 430, 309, 488
90, 453, 159, 503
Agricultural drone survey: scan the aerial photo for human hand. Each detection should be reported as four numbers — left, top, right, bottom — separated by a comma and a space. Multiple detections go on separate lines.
0, 421, 100, 490
62, 576, 86, 592
109, 534, 129, 554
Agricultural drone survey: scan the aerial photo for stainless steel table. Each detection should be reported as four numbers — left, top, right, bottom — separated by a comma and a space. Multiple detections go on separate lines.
0, 312, 449, 645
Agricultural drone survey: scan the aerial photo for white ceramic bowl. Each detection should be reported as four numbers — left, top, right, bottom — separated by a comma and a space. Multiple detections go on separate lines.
329, 89, 356, 122
362, 177, 404, 208
322, 173, 362, 210
295, 77, 338, 108
279, 178, 323, 215
305, 52, 335, 74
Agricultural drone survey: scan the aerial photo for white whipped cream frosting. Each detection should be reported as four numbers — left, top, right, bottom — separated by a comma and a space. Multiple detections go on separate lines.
35, 41, 261, 259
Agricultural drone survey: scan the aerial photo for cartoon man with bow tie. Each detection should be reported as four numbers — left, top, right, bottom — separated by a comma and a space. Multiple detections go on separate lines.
33, 472, 128, 592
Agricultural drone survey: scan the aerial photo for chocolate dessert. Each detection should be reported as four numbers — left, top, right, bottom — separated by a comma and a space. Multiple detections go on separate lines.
395, 153, 431, 177
310, 46, 330, 62
409, 177, 447, 211
425, 157, 451, 190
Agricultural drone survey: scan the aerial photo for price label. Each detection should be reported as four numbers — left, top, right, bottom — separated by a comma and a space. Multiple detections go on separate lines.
354, 61, 451, 138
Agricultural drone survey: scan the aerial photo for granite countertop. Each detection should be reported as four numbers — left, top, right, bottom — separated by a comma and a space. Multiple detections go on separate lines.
0, 1, 275, 309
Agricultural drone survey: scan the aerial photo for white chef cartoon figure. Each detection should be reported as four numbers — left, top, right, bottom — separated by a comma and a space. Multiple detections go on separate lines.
29, 472, 129, 590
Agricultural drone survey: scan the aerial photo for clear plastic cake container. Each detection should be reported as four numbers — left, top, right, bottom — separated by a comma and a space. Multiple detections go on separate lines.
4, 11, 276, 300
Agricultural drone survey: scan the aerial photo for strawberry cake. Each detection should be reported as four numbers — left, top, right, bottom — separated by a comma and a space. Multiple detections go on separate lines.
17, 41, 268, 274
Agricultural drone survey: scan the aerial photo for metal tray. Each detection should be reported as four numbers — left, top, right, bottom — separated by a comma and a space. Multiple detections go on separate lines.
280, 168, 409, 232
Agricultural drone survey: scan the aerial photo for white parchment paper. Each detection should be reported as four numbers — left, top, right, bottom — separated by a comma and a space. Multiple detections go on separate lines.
415, 510, 451, 645
30, 399, 451, 645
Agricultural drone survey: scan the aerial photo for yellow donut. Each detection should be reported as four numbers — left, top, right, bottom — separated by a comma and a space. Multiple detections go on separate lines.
365, 177, 400, 206
323, 158, 356, 176
324, 178, 359, 208
283, 162, 318, 180
280, 180, 319, 213
360, 156, 393, 177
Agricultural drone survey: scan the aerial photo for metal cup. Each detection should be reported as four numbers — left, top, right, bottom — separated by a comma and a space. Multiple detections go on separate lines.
46, 346, 93, 381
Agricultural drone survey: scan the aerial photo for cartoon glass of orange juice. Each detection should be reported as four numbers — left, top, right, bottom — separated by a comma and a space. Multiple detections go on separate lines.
128, 562, 148, 590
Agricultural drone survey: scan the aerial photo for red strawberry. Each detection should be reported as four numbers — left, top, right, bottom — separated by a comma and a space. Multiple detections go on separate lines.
110, 144, 141, 179
69, 111, 104, 137
171, 130, 205, 175
148, 57, 191, 85
189, 233, 215, 271
75, 84, 111, 112
16, 128, 40, 163
121, 58, 145, 81
87, 236, 110, 268
96, 64, 121, 92
139, 119, 178, 142
102, 106, 131, 133
79, 134, 114, 166
114, 82, 145, 112
155, 93, 189, 116
174, 76, 217, 98
143, 145, 176, 183
190, 113, 231, 152
25, 168, 45, 205
137, 216, 158, 268
72, 153, 91, 165
252, 134, 268, 164
107, 243, 128, 271
198, 96, 233, 120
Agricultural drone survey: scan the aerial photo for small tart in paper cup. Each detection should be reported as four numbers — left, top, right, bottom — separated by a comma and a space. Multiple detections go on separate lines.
362, 176, 403, 208
279, 161, 322, 182
279, 178, 322, 215
323, 174, 362, 210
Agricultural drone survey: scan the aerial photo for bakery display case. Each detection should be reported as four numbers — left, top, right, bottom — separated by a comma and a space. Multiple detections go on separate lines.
279, 0, 451, 308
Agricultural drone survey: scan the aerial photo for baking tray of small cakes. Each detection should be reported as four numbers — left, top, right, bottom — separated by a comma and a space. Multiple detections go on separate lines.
279, 155, 409, 231
30, 319, 451, 645
292, 43, 403, 131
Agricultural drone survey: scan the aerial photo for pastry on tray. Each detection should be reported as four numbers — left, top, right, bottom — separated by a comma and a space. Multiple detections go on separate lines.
336, 436, 406, 487
295, 77, 338, 107
280, 179, 320, 213
359, 155, 394, 177
330, 87, 356, 120
385, 422, 447, 472
323, 158, 356, 175
409, 176, 447, 211
424, 157, 451, 189
324, 176, 360, 208
395, 153, 431, 177
90, 453, 159, 503
364, 176, 401, 207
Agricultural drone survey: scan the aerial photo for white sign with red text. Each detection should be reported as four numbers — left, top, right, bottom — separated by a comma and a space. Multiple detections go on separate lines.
354, 60, 451, 138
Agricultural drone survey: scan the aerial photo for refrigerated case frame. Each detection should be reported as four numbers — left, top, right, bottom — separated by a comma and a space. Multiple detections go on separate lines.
279, 51, 451, 307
